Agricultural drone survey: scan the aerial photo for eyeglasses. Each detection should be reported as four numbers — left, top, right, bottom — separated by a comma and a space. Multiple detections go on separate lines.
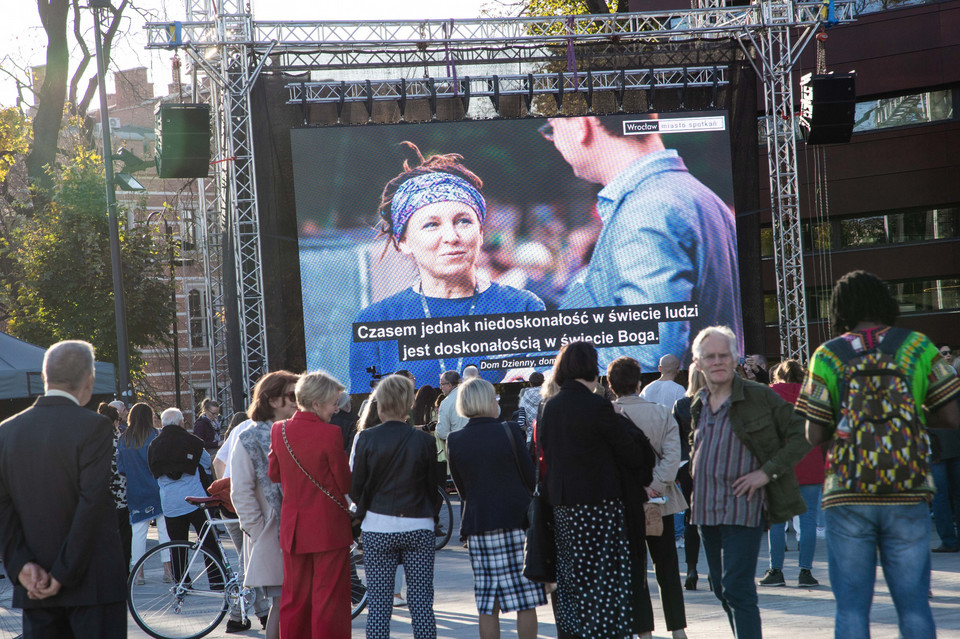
537, 122, 554, 141
941, 350, 952, 356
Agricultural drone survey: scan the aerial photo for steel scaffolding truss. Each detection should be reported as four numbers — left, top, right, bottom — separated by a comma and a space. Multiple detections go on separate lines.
285, 67, 728, 108
150, 2, 854, 402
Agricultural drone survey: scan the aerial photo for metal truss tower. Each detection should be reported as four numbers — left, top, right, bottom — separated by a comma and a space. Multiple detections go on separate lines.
150, 1, 854, 400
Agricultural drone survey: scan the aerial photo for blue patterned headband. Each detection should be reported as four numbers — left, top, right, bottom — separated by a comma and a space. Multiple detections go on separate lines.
390, 172, 486, 238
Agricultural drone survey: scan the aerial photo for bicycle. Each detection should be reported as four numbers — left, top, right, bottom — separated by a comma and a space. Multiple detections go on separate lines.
434, 484, 455, 550
127, 496, 253, 639
350, 541, 367, 619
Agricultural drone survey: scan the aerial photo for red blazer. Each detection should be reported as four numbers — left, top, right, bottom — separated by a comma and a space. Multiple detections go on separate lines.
268, 411, 352, 554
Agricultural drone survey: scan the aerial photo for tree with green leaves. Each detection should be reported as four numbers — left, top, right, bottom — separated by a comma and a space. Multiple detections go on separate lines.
5, 145, 175, 381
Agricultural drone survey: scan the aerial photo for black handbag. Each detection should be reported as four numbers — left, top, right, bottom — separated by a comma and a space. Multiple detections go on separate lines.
522, 426, 556, 583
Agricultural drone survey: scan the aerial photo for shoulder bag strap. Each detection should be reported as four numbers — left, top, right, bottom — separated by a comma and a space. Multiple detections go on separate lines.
281, 420, 351, 516
501, 422, 533, 496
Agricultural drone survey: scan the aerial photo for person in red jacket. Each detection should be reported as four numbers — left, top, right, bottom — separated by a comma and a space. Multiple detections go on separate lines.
268, 371, 352, 639
758, 359, 825, 588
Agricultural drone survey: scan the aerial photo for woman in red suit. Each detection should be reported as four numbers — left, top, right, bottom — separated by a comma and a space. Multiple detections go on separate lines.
268, 371, 353, 638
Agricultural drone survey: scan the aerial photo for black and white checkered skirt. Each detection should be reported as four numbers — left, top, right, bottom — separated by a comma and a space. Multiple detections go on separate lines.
467, 528, 547, 615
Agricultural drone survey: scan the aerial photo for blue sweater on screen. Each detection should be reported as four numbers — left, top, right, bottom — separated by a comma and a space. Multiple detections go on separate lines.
349, 283, 545, 392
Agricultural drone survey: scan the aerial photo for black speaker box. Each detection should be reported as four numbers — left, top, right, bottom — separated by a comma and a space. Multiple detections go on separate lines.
799, 72, 856, 145
155, 103, 211, 178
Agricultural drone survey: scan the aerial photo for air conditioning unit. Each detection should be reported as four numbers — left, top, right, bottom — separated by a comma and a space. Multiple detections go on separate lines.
109, 117, 121, 129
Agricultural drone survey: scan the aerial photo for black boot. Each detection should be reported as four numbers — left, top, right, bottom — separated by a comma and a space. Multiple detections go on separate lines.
685, 570, 698, 591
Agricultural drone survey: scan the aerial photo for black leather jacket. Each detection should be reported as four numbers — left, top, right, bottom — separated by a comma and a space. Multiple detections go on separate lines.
349, 421, 442, 521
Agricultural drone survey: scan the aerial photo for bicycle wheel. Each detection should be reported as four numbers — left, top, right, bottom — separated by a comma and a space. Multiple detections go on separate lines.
435, 486, 454, 550
0, 571, 22, 639
350, 542, 367, 619
128, 541, 229, 639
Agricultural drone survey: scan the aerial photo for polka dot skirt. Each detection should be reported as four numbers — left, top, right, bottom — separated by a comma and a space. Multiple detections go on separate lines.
553, 499, 638, 639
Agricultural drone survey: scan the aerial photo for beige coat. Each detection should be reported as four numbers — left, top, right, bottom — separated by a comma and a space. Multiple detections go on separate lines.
613, 395, 688, 517
230, 443, 283, 588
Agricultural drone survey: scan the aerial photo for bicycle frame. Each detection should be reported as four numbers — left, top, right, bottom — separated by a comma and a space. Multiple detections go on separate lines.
171, 504, 252, 618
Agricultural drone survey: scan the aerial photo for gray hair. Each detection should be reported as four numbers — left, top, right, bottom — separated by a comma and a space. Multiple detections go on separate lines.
456, 378, 499, 419
161, 407, 184, 427
42, 340, 96, 391
336, 391, 352, 412
691, 326, 739, 362
441, 370, 461, 386
296, 371, 346, 412
108, 400, 126, 412
462, 365, 480, 380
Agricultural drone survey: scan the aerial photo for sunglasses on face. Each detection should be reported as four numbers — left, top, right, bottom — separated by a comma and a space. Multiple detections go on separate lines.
284, 391, 297, 403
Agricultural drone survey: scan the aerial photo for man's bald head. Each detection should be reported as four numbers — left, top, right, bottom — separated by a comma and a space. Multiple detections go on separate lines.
657, 354, 681, 381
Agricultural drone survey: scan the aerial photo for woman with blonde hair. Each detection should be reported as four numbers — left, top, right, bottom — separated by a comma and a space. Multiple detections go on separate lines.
447, 378, 546, 639
350, 374, 442, 639
268, 371, 353, 638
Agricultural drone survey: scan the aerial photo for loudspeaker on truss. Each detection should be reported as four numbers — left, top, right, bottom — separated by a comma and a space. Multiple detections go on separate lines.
799, 72, 856, 145
155, 103, 211, 179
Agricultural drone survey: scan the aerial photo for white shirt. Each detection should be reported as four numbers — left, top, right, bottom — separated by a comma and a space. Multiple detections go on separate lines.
640, 379, 686, 410
45, 389, 80, 404
435, 386, 468, 441
214, 418, 255, 478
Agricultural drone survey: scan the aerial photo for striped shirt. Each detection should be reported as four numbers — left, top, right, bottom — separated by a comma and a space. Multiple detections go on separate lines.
690, 393, 764, 527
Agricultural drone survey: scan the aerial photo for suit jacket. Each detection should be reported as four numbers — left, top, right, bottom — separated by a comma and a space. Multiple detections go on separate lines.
268, 411, 352, 554
539, 380, 653, 506
447, 418, 535, 537
0, 396, 127, 608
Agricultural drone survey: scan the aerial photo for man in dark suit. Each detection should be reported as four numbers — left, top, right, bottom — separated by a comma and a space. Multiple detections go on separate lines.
0, 340, 127, 638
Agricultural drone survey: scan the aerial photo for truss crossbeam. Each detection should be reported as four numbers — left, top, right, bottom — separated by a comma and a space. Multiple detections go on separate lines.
285, 67, 727, 105
145, 3, 856, 52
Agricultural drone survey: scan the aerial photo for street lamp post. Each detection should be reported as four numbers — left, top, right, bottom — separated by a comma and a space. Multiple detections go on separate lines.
91, 0, 132, 401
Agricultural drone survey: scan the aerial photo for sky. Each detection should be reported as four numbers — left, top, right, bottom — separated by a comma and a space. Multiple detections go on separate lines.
0, 0, 504, 109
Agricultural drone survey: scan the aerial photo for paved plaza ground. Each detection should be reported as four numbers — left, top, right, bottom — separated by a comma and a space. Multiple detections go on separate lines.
4, 501, 960, 638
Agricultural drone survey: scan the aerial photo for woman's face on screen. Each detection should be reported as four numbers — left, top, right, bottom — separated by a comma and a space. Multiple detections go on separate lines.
398, 200, 482, 282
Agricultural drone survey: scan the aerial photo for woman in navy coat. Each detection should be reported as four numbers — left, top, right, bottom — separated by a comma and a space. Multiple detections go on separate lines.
447, 378, 546, 639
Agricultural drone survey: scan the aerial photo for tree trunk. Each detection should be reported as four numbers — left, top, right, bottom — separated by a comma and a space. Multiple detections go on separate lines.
26, 0, 71, 192
585, 0, 611, 13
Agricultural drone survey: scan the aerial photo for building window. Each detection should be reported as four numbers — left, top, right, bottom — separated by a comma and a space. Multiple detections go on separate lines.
761, 206, 960, 257
181, 209, 197, 251
839, 208, 960, 248
853, 89, 953, 133
764, 276, 960, 325
188, 289, 207, 348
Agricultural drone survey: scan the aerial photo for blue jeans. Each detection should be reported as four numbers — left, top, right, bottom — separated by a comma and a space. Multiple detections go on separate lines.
824, 502, 935, 639
700, 524, 764, 639
931, 458, 960, 548
768, 484, 822, 571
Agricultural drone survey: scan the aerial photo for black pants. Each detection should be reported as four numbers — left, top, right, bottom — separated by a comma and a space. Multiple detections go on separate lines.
646, 513, 687, 630
164, 508, 225, 589
23, 601, 127, 639
677, 464, 701, 570
116, 507, 131, 576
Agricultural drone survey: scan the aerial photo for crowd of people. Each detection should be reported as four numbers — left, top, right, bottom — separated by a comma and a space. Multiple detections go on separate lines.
2, 269, 960, 639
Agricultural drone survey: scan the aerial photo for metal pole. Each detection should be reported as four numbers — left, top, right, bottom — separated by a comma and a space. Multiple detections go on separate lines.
93, 5, 132, 401
166, 220, 183, 410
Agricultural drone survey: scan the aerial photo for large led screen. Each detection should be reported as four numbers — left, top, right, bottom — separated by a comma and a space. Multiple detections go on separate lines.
293, 112, 742, 393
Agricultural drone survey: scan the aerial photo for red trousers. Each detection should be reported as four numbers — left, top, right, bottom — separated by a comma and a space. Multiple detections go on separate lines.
280, 546, 351, 639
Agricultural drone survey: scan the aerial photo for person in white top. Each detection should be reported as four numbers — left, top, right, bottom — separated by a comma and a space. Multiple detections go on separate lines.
640, 354, 686, 409
436, 366, 480, 444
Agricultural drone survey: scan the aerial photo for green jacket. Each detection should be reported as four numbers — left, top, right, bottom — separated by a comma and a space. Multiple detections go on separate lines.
691, 375, 811, 524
